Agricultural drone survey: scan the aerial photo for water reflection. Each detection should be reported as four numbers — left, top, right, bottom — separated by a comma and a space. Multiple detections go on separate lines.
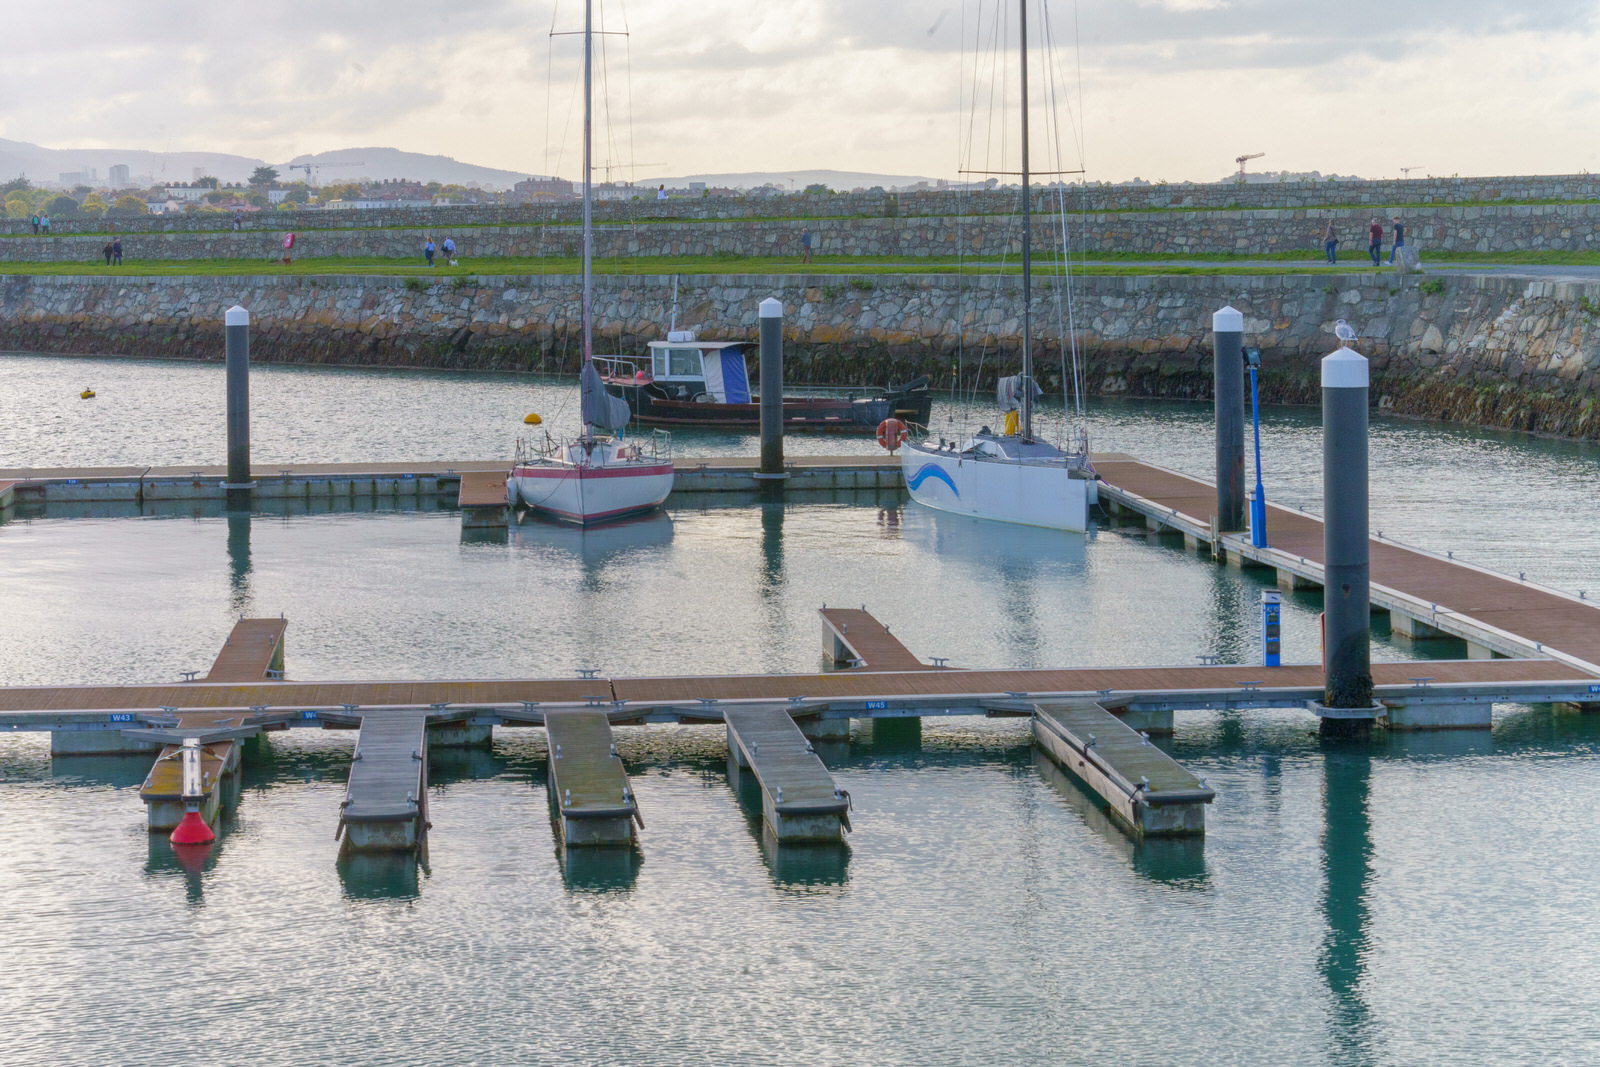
558, 845, 642, 892
511, 511, 674, 573
226, 509, 252, 615
44, 753, 151, 789
1030, 750, 1209, 887
726, 756, 850, 890
1318, 741, 1376, 1063
338, 852, 423, 902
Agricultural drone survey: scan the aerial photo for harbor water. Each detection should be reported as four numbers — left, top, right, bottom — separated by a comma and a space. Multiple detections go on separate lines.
3, 352, 1600, 1065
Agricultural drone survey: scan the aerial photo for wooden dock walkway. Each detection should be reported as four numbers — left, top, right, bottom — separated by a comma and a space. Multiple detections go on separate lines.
724, 705, 850, 842
1094, 455, 1600, 674
1033, 701, 1214, 837
544, 710, 638, 847
340, 710, 430, 853
819, 606, 931, 671
204, 618, 287, 682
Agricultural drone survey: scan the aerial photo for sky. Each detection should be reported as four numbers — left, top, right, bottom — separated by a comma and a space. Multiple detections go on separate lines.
2, 0, 1597, 184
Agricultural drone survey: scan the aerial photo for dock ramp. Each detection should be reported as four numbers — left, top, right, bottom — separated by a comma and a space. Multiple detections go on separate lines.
544, 710, 639, 847
724, 705, 850, 842
1032, 701, 1214, 837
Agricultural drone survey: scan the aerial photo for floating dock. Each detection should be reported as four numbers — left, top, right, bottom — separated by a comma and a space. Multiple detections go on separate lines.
820, 605, 932, 671
457, 470, 510, 529
0, 455, 900, 505
544, 709, 638, 847
1032, 701, 1214, 836
1094, 454, 1600, 727
340, 710, 431, 853
724, 705, 850, 842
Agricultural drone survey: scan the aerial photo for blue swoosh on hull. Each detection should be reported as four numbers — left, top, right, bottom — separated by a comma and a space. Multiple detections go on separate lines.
907, 463, 959, 497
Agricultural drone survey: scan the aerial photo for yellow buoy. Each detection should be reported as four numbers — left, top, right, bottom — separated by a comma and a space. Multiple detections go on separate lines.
80, 388, 96, 399
523, 413, 542, 425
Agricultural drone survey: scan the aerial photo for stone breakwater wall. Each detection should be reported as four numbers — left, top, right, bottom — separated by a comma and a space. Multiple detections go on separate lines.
6, 173, 1600, 238
4, 202, 1600, 263
4, 271, 1600, 438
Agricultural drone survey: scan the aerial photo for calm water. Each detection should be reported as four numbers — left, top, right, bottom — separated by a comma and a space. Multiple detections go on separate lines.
4, 352, 1600, 1065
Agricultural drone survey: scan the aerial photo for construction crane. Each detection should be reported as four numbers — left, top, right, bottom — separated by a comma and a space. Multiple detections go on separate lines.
1399, 166, 1424, 179
1235, 152, 1264, 183
284, 160, 366, 187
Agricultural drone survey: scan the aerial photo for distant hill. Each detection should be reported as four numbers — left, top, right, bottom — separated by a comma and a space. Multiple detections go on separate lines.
643, 169, 944, 192
0, 137, 264, 187
281, 148, 534, 190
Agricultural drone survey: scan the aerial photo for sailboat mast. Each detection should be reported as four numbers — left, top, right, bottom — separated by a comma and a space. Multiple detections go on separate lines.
581, 0, 594, 369
1018, 0, 1033, 439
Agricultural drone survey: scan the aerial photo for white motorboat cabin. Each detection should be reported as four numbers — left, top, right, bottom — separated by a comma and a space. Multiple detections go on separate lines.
642, 330, 752, 403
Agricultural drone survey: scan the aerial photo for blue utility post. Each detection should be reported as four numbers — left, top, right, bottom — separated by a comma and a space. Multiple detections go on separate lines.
1261, 590, 1282, 667
1247, 347, 1267, 547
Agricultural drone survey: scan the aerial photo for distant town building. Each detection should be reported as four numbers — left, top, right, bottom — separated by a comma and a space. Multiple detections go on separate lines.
108, 165, 131, 189
511, 176, 575, 202
267, 189, 291, 204
162, 186, 208, 203
58, 168, 98, 186
322, 199, 434, 210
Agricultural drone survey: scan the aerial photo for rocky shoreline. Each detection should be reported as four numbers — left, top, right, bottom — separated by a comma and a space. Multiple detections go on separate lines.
4, 270, 1600, 440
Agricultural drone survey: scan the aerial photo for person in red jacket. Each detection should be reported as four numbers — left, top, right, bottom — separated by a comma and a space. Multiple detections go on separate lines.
1368, 217, 1383, 266
281, 232, 295, 266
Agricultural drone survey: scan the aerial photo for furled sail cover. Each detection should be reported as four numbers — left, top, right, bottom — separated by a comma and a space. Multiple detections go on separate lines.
997, 374, 1043, 412
582, 361, 633, 431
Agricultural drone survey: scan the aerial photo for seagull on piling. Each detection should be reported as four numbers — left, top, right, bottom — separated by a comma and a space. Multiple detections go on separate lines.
1334, 319, 1358, 344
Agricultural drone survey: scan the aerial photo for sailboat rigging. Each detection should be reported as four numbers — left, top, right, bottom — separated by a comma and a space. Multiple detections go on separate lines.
898, 0, 1097, 532
509, 0, 674, 525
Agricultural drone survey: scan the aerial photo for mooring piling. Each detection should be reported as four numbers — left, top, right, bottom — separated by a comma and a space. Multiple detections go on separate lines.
223, 304, 253, 502
1315, 343, 1379, 736
1212, 305, 1245, 532
756, 296, 786, 486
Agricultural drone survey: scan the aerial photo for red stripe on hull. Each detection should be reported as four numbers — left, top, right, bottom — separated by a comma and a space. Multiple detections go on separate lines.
511, 463, 673, 480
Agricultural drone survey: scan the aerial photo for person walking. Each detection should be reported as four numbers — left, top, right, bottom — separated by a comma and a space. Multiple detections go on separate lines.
30, 215, 39, 235
1387, 215, 1406, 265
1367, 217, 1383, 266
112, 237, 122, 266
281, 231, 295, 265
1323, 220, 1338, 265
232, 210, 242, 232
424, 236, 436, 268
800, 226, 813, 264
41, 214, 50, 233
442, 235, 456, 266
102, 241, 113, 266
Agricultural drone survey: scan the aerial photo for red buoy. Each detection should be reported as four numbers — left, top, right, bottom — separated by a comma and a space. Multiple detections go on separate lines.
170, 810, 215, 845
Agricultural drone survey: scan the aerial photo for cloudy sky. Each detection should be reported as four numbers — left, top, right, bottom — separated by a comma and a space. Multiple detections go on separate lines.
3, 0, 1597, 183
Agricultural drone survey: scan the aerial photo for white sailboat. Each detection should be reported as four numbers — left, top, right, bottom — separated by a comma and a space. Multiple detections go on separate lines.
509, 0, 674, 525
900, 0, 1095, 532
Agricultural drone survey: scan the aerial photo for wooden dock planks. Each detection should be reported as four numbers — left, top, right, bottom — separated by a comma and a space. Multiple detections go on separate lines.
1032, 701, 1214, 837
204, 618, 287, 682
457, 470, 509, 509
1, 657, 1593, 723
340, 710, 430, 853
819, 607, 930, 671
1095, 456, 1600, 670
724, 705, 849, 842
544, 710, 637, 846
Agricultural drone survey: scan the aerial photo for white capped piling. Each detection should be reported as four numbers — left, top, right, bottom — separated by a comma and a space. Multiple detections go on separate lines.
1316, 344, 1378, 735
224, 305, 252, 495
1213, 305, 1245, 531
757, 297, 785, 481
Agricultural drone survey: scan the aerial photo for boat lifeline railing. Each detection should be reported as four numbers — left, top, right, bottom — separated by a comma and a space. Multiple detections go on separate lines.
594, 355, 646, 380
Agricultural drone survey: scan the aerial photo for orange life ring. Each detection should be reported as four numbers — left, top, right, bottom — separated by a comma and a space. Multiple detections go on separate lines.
876, 417, 908, 451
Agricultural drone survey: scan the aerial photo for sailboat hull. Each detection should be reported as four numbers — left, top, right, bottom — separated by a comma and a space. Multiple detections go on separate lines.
900, 442, 1091, 532
510, 461, 674, 525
